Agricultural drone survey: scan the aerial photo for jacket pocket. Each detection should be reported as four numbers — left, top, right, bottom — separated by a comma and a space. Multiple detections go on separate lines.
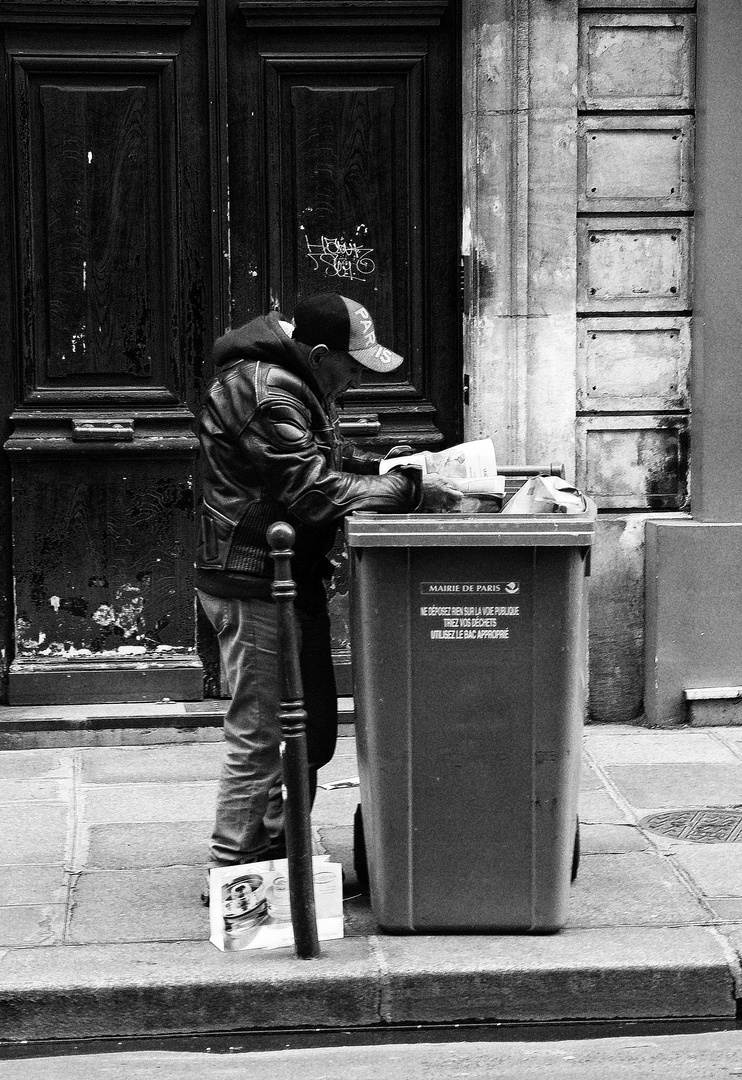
198, 504, 234, 567
226, 501, 277, 574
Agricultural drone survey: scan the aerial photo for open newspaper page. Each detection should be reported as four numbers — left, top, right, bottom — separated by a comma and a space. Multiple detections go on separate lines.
379, 437, 505, 505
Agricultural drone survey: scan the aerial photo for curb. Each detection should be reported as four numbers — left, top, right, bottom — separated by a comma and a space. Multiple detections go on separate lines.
0, 925, 738, 1043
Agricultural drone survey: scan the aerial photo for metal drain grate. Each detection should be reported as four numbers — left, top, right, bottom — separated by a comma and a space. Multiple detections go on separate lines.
639, 808, 742, 843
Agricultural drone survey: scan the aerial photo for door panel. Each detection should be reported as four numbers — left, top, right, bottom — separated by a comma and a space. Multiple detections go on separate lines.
286, 78, 408, 365
14, 54, 179, 406
276, 71, 418, 413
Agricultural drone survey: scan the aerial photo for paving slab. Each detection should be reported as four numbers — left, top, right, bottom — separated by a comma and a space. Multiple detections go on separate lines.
313, 784, 360, 829
0, 904, 67, 947
577, 788, 632, 824
0, 864, 67, 906
318, 742, 358, 773
79, 743, 224, 784
668, 845, 742, 899
565, 852, 712, 928
579, 761, 607, 792
579, 823, 650, 854
0, 778, 70, 803
709, 900, 742, 921
82, 820, 211, 870
315, 824, 354, 865
603, 763, 742, 810
718, 924, 742, 958
80, 781, 217, 824
337, 894, 378, 938
585, 730, 741, 764
0, 749, 72, 779
67, 867, 206, 945
0, 803, 70, 865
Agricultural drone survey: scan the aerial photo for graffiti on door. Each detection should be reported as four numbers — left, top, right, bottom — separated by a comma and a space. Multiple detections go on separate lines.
303, 231, 376, 281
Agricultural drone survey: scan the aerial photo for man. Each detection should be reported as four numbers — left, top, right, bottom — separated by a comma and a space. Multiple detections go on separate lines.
196, 292, 460, 881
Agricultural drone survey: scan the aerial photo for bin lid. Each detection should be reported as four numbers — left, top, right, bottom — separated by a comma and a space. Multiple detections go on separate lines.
345, 502, 597, 548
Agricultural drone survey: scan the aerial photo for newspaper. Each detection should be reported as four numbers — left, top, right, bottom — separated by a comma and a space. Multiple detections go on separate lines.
379, 437, 505, 505
209, 856, 343, 952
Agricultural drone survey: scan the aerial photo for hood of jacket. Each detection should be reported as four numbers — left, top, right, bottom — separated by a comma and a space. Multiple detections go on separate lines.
211, 311, 326, 402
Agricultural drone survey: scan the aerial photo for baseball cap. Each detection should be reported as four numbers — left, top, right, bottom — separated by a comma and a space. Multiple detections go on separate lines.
293, 293, 404, 373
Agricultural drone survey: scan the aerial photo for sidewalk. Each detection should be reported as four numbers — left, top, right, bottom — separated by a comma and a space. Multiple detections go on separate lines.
1, 720, 742, 1043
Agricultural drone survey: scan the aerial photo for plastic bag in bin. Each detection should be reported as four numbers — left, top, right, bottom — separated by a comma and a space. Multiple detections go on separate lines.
502, 475, 586, 515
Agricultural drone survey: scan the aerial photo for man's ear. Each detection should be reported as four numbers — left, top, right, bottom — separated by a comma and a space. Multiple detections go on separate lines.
308, 344, 328, 368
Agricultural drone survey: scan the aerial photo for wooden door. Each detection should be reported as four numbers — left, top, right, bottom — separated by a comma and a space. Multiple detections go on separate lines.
0, 0, 461, 704
226, 0, 462, 452
226, 1, 462, 692
0, 1, 224, 704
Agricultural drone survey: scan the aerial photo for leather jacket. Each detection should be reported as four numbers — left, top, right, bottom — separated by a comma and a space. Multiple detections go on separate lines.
196, 312, 419, 601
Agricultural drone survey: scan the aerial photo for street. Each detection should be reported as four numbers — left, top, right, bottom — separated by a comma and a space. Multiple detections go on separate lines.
2, 1031, 742, 1079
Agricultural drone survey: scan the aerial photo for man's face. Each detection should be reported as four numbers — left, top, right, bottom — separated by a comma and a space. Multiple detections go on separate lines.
314, 350, 364, 403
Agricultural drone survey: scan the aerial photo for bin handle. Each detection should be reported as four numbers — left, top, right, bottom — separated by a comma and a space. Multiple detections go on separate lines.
498, 462, 565, 479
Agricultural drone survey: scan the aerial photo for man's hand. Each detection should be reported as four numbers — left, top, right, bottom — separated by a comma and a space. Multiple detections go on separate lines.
420, 474, 463, 513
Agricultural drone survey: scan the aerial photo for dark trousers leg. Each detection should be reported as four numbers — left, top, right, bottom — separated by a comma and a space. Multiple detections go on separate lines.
197, 589, 338, 866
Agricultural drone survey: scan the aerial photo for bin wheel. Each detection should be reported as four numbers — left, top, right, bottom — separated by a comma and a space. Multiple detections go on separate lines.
571, 817, 580, 883
353, 803, 370, 894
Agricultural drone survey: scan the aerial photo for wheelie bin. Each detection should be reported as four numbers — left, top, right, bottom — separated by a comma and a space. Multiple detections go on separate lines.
345, 488, 596, 933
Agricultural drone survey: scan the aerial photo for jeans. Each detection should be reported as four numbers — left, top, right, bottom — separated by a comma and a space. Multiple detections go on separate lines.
197, 588, 338, 866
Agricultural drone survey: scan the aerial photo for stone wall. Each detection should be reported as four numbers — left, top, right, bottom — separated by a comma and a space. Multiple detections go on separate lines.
462, 0, 696, 723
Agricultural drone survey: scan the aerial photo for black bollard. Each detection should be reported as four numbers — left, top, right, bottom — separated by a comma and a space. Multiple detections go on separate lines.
267, 522, 320, 960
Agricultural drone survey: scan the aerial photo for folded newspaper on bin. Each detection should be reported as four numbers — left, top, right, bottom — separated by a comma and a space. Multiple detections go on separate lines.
501, 475, 587, 515
209, 855, 343, 952
379, 437, 506, 511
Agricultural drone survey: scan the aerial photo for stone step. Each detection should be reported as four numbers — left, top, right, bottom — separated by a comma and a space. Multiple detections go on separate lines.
0, 699, 356, 749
